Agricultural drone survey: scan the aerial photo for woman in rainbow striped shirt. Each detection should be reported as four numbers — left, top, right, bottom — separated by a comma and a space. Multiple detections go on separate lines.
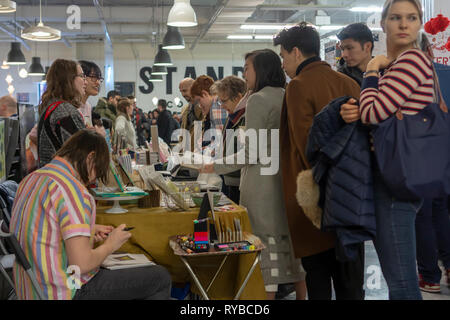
10, 130, 171, 300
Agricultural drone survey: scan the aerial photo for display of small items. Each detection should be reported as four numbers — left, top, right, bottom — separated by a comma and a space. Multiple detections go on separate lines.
177, 235, 196, 254
177, 235, 256, 254
214, 241, 255, 252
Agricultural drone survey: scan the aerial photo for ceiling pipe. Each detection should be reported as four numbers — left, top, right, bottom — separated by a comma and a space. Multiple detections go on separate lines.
0, 23, 30, 50
190, 0, 230, 51
61, 37, 72, 48
92, 0, 112, 47
257, 4, 349, 11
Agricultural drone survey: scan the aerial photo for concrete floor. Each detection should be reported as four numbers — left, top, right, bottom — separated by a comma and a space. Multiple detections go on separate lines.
284, 241, 450, 300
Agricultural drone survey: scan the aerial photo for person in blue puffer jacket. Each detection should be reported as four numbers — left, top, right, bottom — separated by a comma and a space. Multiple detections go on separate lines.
306, 96, 376, 262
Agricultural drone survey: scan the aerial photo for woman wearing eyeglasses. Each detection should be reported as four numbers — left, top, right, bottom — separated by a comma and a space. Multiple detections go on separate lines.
79, 60, 103, 127
209, 76, 247, 204
37, 59, 87, 168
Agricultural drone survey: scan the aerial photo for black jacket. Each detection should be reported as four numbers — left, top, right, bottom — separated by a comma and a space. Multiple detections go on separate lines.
306, 96, 376, 261
337, 58, 364, 87
157, 109, 172, 146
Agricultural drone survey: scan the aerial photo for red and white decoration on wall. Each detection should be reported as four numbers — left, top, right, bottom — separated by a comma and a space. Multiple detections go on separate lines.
425, 14, 450, 64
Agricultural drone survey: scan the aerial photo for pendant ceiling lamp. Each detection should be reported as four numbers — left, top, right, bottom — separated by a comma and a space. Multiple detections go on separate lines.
21, 0, 61, 41
151, 65, 168, 75
167, 0, 197, 27
149, 74, 163, 82
28, 56, 45, 76
154, 44, 173, 66
6, 42, 26, 65
0, 0, 16, 13
162, 26, 185, 49
41, 66, 49, 82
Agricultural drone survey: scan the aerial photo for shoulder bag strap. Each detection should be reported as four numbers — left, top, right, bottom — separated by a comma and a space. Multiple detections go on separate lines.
43, 101, 64, 151
431, 63, 448, 113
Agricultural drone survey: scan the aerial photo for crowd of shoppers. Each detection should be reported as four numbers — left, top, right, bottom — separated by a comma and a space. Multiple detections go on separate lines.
4, 0, 450, 301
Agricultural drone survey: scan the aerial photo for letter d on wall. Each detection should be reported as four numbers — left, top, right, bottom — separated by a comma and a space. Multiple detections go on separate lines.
67, 5, 81, 30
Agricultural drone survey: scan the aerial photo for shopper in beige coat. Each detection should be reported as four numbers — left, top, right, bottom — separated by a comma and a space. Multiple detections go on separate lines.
114, 98, 138, 151
202, 49, 306, 300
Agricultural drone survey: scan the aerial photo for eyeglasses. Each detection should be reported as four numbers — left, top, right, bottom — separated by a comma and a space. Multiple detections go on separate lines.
87, 75, 104, 83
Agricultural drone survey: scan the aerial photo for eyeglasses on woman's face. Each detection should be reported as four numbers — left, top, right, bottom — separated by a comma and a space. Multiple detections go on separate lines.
87, 74, 104, 83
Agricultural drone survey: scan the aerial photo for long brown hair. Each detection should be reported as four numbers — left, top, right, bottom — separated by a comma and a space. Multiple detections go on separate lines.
55, 129, 110, 185
40, 59, 83, 113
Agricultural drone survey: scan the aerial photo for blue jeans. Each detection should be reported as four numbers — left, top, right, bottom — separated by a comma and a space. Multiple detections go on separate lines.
373, 172, 422, 300
415, 198, 450, 283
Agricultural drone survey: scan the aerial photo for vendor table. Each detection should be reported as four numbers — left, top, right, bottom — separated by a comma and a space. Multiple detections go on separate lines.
96, 203, 267, 300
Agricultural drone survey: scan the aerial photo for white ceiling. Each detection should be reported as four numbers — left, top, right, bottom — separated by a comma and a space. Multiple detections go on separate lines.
0, 0, 386, 49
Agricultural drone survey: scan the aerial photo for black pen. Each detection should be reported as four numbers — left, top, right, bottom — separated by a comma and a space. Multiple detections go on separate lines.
123, 227, 135, 231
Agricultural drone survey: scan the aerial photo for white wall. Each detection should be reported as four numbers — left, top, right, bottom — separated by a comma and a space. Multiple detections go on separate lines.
78, 42, 273, 113
0, 41, 273, 112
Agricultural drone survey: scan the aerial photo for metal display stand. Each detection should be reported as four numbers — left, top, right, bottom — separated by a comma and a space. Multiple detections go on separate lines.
169, 236, 265, 300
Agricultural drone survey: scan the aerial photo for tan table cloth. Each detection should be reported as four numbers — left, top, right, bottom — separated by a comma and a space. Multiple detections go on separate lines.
95, 203, 267, 300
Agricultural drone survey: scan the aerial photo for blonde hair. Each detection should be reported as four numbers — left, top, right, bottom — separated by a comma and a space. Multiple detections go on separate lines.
381, 0, 423, 23
381, 0, 431, 56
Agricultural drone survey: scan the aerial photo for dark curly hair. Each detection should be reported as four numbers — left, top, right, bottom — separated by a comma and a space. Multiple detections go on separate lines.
273, 22, 320, 57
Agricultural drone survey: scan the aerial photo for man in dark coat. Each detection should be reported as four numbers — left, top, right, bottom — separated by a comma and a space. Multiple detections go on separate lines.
156, 99, 172, 146
128, 96, 148, 146
274, 22, 363, 300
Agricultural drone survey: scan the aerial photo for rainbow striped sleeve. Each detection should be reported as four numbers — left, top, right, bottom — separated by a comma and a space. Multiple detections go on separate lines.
42, 171, 93, 241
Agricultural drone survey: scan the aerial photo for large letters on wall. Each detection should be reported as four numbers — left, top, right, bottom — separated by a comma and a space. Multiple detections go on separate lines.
138, 65, 243, 96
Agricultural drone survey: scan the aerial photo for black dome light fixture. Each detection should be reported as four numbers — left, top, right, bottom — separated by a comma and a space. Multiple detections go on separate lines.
41, 66, 49, 82
28, 56, 45, 76
151, 65, 168, 75
154, 44, 173, 66
149, 74, 163, 82
6, 42, 26, 65
162, 26, 185, 50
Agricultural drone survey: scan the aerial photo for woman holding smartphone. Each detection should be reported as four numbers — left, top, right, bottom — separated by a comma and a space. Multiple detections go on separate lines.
10, 130, 171, 300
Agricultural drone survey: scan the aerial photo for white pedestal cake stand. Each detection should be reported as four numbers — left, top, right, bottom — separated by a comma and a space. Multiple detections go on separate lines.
94, 195, 145, 214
